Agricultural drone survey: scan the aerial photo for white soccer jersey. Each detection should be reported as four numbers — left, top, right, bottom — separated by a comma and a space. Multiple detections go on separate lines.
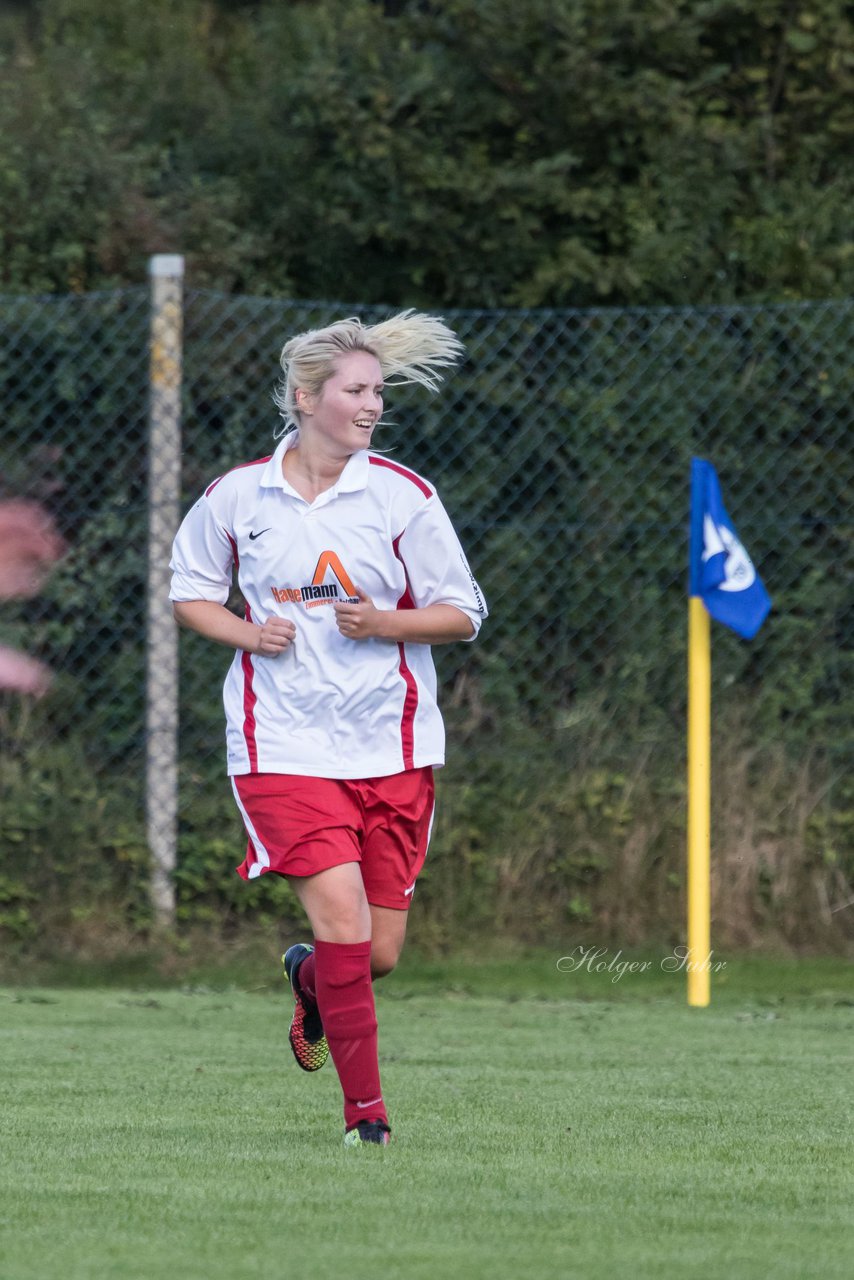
169, 432, 487, 779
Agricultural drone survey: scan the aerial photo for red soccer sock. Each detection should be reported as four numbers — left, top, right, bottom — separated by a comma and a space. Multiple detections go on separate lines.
313, 939, 388, 1131
298, 949, 317, 1004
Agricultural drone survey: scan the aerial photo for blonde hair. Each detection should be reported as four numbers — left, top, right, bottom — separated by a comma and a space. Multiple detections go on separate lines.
273, 309, 463, 432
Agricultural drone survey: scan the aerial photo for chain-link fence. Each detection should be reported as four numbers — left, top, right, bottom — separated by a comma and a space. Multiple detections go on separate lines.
1, 281, 852, 942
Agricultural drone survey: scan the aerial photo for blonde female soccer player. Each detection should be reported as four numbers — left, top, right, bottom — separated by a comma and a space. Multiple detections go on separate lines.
170, 312, 487, 1146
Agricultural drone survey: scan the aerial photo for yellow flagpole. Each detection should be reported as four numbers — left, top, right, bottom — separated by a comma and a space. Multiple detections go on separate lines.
687, 595, 711, 1007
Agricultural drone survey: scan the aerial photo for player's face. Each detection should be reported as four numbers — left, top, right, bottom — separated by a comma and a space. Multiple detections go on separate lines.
303, 351, 384, 456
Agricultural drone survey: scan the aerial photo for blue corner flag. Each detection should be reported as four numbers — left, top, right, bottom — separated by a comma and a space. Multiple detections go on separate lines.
689, 459, 771, 639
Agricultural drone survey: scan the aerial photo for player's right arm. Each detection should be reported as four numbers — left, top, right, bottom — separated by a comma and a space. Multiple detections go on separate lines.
172, 599, 294, 656
169, 490, 294, 657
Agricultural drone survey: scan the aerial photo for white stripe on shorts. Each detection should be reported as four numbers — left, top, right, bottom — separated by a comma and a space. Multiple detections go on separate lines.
425, 798, 436, 855
411, 797, 436, 899
231, 777, 271, 880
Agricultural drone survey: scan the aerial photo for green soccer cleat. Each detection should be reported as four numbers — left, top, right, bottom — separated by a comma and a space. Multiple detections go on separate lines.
343, 1120, 391, 1147
283, 943, 329, 1073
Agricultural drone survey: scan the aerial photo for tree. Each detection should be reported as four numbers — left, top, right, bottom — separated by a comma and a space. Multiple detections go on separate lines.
1, 0, 852, 303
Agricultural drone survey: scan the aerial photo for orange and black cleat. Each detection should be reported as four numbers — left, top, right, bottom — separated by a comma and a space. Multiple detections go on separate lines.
282, 943, 329, 1072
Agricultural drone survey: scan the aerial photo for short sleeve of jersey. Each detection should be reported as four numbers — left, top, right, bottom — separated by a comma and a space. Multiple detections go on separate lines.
396, 495, 488, 639
169, 492, 234, 605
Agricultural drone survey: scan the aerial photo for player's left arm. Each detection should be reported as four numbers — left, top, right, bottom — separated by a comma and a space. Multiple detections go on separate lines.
334, 496, 487, 644
335, 588, 474, 643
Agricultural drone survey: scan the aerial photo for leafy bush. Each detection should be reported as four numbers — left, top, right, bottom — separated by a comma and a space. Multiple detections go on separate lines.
2, 700, 851, 957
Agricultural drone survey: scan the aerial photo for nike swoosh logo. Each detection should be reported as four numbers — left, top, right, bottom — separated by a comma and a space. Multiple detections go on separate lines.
248, 528, 270, 541
356, 1096, 384, 1109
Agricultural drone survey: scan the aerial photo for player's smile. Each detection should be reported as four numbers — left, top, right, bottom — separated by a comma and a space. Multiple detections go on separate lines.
305, 350, 384, 456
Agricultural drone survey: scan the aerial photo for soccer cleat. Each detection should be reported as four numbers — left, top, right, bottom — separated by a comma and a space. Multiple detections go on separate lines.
283, 943, 329, 1073
343, 1120, 391, 1147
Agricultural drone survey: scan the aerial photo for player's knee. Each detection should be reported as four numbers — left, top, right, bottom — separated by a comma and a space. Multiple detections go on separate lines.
370, 944, 399, 979
310, 889, 371, 943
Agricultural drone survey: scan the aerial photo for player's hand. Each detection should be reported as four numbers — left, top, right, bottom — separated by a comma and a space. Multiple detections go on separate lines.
254, 616, 296, 656
334, 587, 383, 640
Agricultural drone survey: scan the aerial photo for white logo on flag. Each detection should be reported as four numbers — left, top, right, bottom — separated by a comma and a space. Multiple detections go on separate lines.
702, 516, 756, 593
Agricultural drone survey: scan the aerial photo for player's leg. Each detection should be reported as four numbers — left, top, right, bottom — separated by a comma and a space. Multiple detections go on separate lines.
231, 773, 388, 1141
360, 766, 435, 979
369, 904, 409, 978
283, 861, 370, 1073
288, 863, 390, 1141
289, 860, 371, 941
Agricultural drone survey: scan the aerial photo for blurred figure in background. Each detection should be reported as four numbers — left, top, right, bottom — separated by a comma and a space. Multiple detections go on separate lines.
0, 499, 64, 694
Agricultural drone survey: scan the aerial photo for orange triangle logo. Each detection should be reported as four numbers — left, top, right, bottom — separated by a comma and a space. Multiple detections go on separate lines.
312, 550, 356, 598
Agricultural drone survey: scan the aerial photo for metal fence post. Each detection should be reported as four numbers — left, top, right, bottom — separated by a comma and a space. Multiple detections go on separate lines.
146, 254, 184, 928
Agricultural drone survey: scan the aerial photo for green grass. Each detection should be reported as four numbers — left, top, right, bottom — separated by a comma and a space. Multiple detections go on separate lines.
2, 953, 853, 1280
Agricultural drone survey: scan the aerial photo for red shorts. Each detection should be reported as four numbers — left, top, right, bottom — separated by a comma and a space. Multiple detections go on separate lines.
231, 767, 435, 911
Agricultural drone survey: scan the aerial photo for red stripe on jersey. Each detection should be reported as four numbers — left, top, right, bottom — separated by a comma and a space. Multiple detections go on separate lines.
205, 455, 273, 497
392, 533, 418, 769
369, 456, 433, 499
241, 603, 259, 772
226, 533, 257, 770
395, 645, 418, 770
226, 532, 239, 570
392, 532, 416, 609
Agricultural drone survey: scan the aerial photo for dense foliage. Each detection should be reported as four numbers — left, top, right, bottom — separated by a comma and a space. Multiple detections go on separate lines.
1, 2, 852, 956
1, 0, 853, 305
1, 290, 851, 953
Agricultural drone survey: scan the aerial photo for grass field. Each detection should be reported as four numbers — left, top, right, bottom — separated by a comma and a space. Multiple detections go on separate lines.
2, 950, 853, 1280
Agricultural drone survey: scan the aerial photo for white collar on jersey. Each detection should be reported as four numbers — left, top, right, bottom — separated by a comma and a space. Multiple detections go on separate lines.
259, 430, 370, 496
